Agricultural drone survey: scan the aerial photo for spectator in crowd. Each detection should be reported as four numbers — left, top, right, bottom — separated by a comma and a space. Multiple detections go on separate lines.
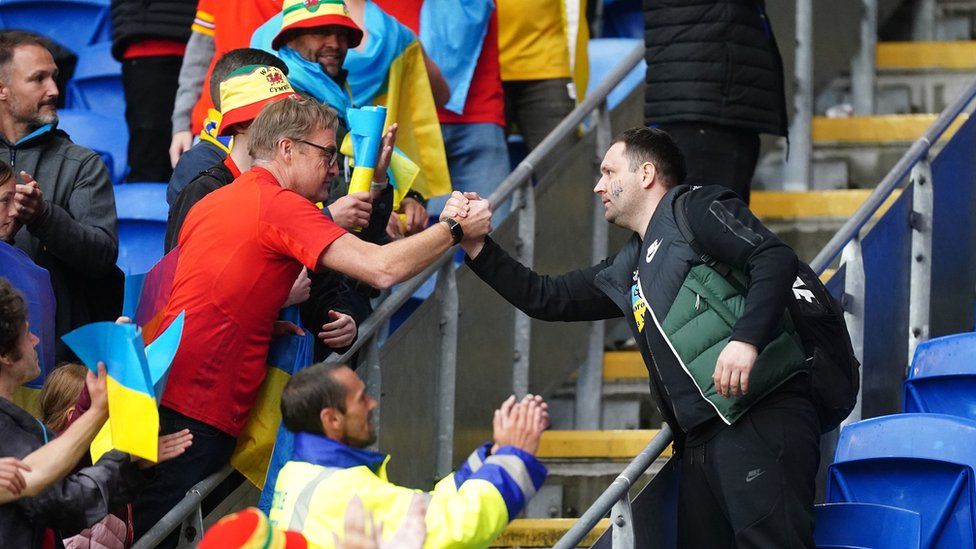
132, 96, 492, 542
376, 0, 510, 218
168, 47, 290, 205
165, 63, 301, 251
497, 0, 584, 171
0, 32, 122, 362
169, 0, 280, 167
39, 363, 130, 548
269, 363, 548, 548
0, 278, 193, 547
449, 127, 819, 547
643, 0, 787, 204
110, 0, 197, 183
260, 1, 433, 360
165, 63, 365, 358
38, 362, 87, 433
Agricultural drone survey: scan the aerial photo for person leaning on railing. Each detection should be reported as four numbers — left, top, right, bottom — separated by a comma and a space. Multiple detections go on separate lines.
0, 278, 192, 549
268, 362, 548, 548
446, 126, 821, 548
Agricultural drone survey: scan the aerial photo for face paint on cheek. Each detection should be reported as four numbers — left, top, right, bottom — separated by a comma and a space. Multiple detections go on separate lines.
609, 179, 624, 198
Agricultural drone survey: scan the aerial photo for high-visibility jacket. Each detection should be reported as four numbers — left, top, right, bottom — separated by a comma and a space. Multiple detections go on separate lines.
269, 433, 547, 548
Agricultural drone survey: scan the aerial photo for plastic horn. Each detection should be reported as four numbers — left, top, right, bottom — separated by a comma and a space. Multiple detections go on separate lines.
346, 105, 388, 194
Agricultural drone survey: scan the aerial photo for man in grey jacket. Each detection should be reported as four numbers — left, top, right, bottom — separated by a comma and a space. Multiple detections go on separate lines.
0, 31, 121, 361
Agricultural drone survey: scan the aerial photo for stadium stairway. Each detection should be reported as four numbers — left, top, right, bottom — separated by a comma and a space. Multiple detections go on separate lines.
756, 40, 976, 191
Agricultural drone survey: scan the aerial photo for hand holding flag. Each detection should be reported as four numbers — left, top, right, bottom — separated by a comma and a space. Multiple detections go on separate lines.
62, 312, 186, 462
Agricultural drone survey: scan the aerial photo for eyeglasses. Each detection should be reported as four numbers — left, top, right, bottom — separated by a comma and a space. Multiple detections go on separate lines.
297, 139, 339, 168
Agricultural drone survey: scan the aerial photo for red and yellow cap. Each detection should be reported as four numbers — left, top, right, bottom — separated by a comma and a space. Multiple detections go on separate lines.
272, 0, 364, 51
217, 65, 299, 136
199, 507, 307, 549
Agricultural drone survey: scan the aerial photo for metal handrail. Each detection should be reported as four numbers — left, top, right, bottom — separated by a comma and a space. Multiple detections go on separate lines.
552, 426, 673, 549
132, 465, 234, 548
329, 43, 646, 363
809, 74, 976, 274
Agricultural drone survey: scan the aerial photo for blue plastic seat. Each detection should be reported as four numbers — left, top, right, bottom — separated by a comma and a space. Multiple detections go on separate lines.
0, 0, 111, 55
115, 183, 168, 275
56, 109, 128, 184
66, 42, 123, 118
827, 414, 976, 548
815, 503, 921, 549
904, 332, 976, 420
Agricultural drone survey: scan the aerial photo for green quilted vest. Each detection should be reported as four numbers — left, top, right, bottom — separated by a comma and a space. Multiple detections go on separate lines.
660, 264, 808, 424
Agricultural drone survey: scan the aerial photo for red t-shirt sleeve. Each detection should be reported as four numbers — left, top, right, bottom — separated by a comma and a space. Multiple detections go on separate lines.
260, 190, 347, 270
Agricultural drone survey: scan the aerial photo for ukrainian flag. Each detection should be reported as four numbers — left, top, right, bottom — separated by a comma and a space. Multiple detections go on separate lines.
61, 312, 184, 462
232, 306, 314, 490
0, 243, 56, 417
344, 1, 452, 202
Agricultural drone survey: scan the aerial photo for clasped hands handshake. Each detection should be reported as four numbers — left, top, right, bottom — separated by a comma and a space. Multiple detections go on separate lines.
439, 191, 493, 254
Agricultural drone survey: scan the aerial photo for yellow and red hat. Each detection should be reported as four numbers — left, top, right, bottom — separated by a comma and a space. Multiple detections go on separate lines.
217, 65, 300, 136
272, 0, 364, 51
199, 507, 307, 549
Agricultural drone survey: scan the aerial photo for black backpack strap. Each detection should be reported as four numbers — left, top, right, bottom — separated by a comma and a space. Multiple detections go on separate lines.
673, 190, 748, 295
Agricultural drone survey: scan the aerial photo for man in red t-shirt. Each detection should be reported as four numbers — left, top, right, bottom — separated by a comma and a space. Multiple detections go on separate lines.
373, 0, 511, 219
132, 95, 493, 544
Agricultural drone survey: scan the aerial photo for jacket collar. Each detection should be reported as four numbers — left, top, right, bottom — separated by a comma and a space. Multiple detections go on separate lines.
1, 123, 55, 148
292, 432, 388, 475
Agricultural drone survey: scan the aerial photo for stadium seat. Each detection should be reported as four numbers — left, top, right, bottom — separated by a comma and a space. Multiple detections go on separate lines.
56, 109, 128, 184
814, 503, 921, 549
66, 42, 123, 118
0, 0, 111, 55
114, 183, 168, 276
904, 332, 976, 419
827, 414, 976, 549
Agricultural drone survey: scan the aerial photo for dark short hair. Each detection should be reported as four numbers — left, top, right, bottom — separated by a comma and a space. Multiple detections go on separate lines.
209, 48, 289, 108
611, 127, 687, 188
280, 362, 348, 435
0, 31, 50, 72
0, 278, 28, 361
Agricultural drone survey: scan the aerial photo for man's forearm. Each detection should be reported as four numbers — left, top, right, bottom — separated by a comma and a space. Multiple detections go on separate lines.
321, 222, 454, 289
29, 202, 118, 275
21, 408, 108, 497
375, 222, 454, 285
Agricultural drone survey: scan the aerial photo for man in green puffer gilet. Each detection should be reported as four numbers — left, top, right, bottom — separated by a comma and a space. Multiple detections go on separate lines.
451, 127, 820, 548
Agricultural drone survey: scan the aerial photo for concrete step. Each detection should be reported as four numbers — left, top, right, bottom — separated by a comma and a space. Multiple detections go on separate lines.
538, 430, 667, 461
492, 518, 609, 548
757, 114, 963, 189
812, 113, 966, 142
876, 40, 976, 70
528, 430, 670, 521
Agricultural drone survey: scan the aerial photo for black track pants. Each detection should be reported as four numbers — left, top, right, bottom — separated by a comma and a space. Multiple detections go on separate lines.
677, 391, 821, 548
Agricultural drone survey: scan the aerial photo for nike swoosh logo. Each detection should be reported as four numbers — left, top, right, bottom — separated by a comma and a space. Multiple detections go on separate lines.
746, 470, 765, 482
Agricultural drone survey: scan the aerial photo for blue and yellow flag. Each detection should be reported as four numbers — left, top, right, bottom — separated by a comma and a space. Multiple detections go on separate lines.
0, 243, 55, 416
62, 312, 185, 462
232, 306, 314, 493
346, 2, 452, 201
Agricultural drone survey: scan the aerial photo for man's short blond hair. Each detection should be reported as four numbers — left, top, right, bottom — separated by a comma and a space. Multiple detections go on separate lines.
248, 96, 340, 161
